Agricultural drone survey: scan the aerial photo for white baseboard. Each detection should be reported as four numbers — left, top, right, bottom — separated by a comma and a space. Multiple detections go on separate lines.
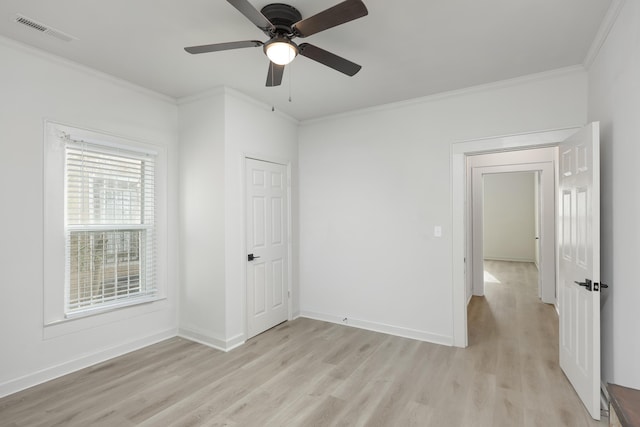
299, 311, 453, 346
178, 328, 245, 352
484, 257, 536, 263
0, 328, 176, 399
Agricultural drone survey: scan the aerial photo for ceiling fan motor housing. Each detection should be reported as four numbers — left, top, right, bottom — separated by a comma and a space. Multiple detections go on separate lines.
260, 3, 302, 36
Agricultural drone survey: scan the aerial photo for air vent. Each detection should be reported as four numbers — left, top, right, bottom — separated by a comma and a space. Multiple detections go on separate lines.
14, 14, 76, 42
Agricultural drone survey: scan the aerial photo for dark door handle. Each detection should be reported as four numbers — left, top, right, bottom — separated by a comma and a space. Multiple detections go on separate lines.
574, 279, 592, 291
248, 254, 260, 261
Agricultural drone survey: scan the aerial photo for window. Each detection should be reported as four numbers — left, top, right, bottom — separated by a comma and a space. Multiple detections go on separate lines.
63, 136, 157, 314
44, 122, 167, 334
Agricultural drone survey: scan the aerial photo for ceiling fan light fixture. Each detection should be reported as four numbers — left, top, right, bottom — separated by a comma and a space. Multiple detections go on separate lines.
264, 38, 298, 65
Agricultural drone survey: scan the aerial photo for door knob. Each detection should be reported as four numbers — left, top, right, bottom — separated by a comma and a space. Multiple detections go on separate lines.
248, 253, 260, 261
574, 279, 592, 291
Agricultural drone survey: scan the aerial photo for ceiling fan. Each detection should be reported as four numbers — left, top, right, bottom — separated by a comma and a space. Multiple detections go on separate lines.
184, 0, 368, 87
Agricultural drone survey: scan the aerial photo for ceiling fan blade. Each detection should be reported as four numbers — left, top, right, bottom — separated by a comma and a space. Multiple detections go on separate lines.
266, 62, 285, 87
227, 0, 275, 33
184, 40, 263, 54
293, 0, 368, 38
298, 43, 361, 76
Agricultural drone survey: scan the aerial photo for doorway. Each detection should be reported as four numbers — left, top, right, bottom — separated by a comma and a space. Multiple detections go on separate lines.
245, 157, 291, 339
482, 172, 539, 302
483, 172, 538, 266
468, 150, 556, 305
451, 127, 579, 347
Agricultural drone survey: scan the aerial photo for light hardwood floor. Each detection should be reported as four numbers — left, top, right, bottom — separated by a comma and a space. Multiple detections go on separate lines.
0, 261, 607, 426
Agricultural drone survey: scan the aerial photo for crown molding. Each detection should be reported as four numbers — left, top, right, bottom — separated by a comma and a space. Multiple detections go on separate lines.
0, 35, 176, 105
301, 65, 586, 126
583, 0, 626, 69
177, 86, 298, 125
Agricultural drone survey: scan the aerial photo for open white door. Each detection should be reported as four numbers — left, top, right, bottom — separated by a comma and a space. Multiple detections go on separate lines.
246, 158, 289, 339
558, 122, 601, 420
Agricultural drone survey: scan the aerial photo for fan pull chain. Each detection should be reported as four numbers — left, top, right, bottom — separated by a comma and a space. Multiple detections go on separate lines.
288, 62, 293, 103
270, 61, 275, 112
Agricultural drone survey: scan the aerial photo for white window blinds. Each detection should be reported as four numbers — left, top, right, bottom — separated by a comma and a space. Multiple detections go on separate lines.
64, 137, 157, 314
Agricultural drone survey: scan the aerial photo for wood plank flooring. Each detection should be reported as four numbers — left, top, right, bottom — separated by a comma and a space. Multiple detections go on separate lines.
0, 261, 607, 426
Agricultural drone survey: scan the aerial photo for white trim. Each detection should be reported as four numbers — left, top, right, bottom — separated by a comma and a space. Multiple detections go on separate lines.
225, 334, 247, 352
62, 296, 165, 321
0, 328, 176, 399
178, 328, 245, 352
451, 127, 580, 348
176, 86, 226, 105
0, 35, 175, 105
45, 119, 163, 152
225, 87, 299, 125
299, 311, 453, 347
301, 66, 585, 126
583, 0, 626, 69
484, 257, 537, 263
177, 87, 299, 125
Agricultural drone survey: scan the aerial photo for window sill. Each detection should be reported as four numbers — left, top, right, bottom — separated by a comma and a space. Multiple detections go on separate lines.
43, 297, 168, 340
64, 295, 162, 320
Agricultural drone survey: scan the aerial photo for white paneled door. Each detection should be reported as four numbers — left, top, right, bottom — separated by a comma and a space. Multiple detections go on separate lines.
558, 122, 601, 420
246, 158, 289, 339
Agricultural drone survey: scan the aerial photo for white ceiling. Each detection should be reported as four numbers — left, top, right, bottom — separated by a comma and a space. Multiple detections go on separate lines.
0, 0, 612, 120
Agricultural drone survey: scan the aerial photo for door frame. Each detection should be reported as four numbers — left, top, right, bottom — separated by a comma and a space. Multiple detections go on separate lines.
451, 127, 580, 347
469, 151, 556, 303
242, 153, 293, 340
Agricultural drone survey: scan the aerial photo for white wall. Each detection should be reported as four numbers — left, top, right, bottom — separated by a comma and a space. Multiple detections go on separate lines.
0, 38, 179, 397
299, 69, 587, 344
483, 172, 536, 262
587, 0, 640, 389
178, 90, 227, 345
178, 88, 298, 349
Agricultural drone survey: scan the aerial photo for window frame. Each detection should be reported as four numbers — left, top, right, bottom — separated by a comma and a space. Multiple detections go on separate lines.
44, 121, 167, 332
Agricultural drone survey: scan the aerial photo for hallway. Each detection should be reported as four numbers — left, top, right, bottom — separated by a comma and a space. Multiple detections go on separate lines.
467, 260, 607, 425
